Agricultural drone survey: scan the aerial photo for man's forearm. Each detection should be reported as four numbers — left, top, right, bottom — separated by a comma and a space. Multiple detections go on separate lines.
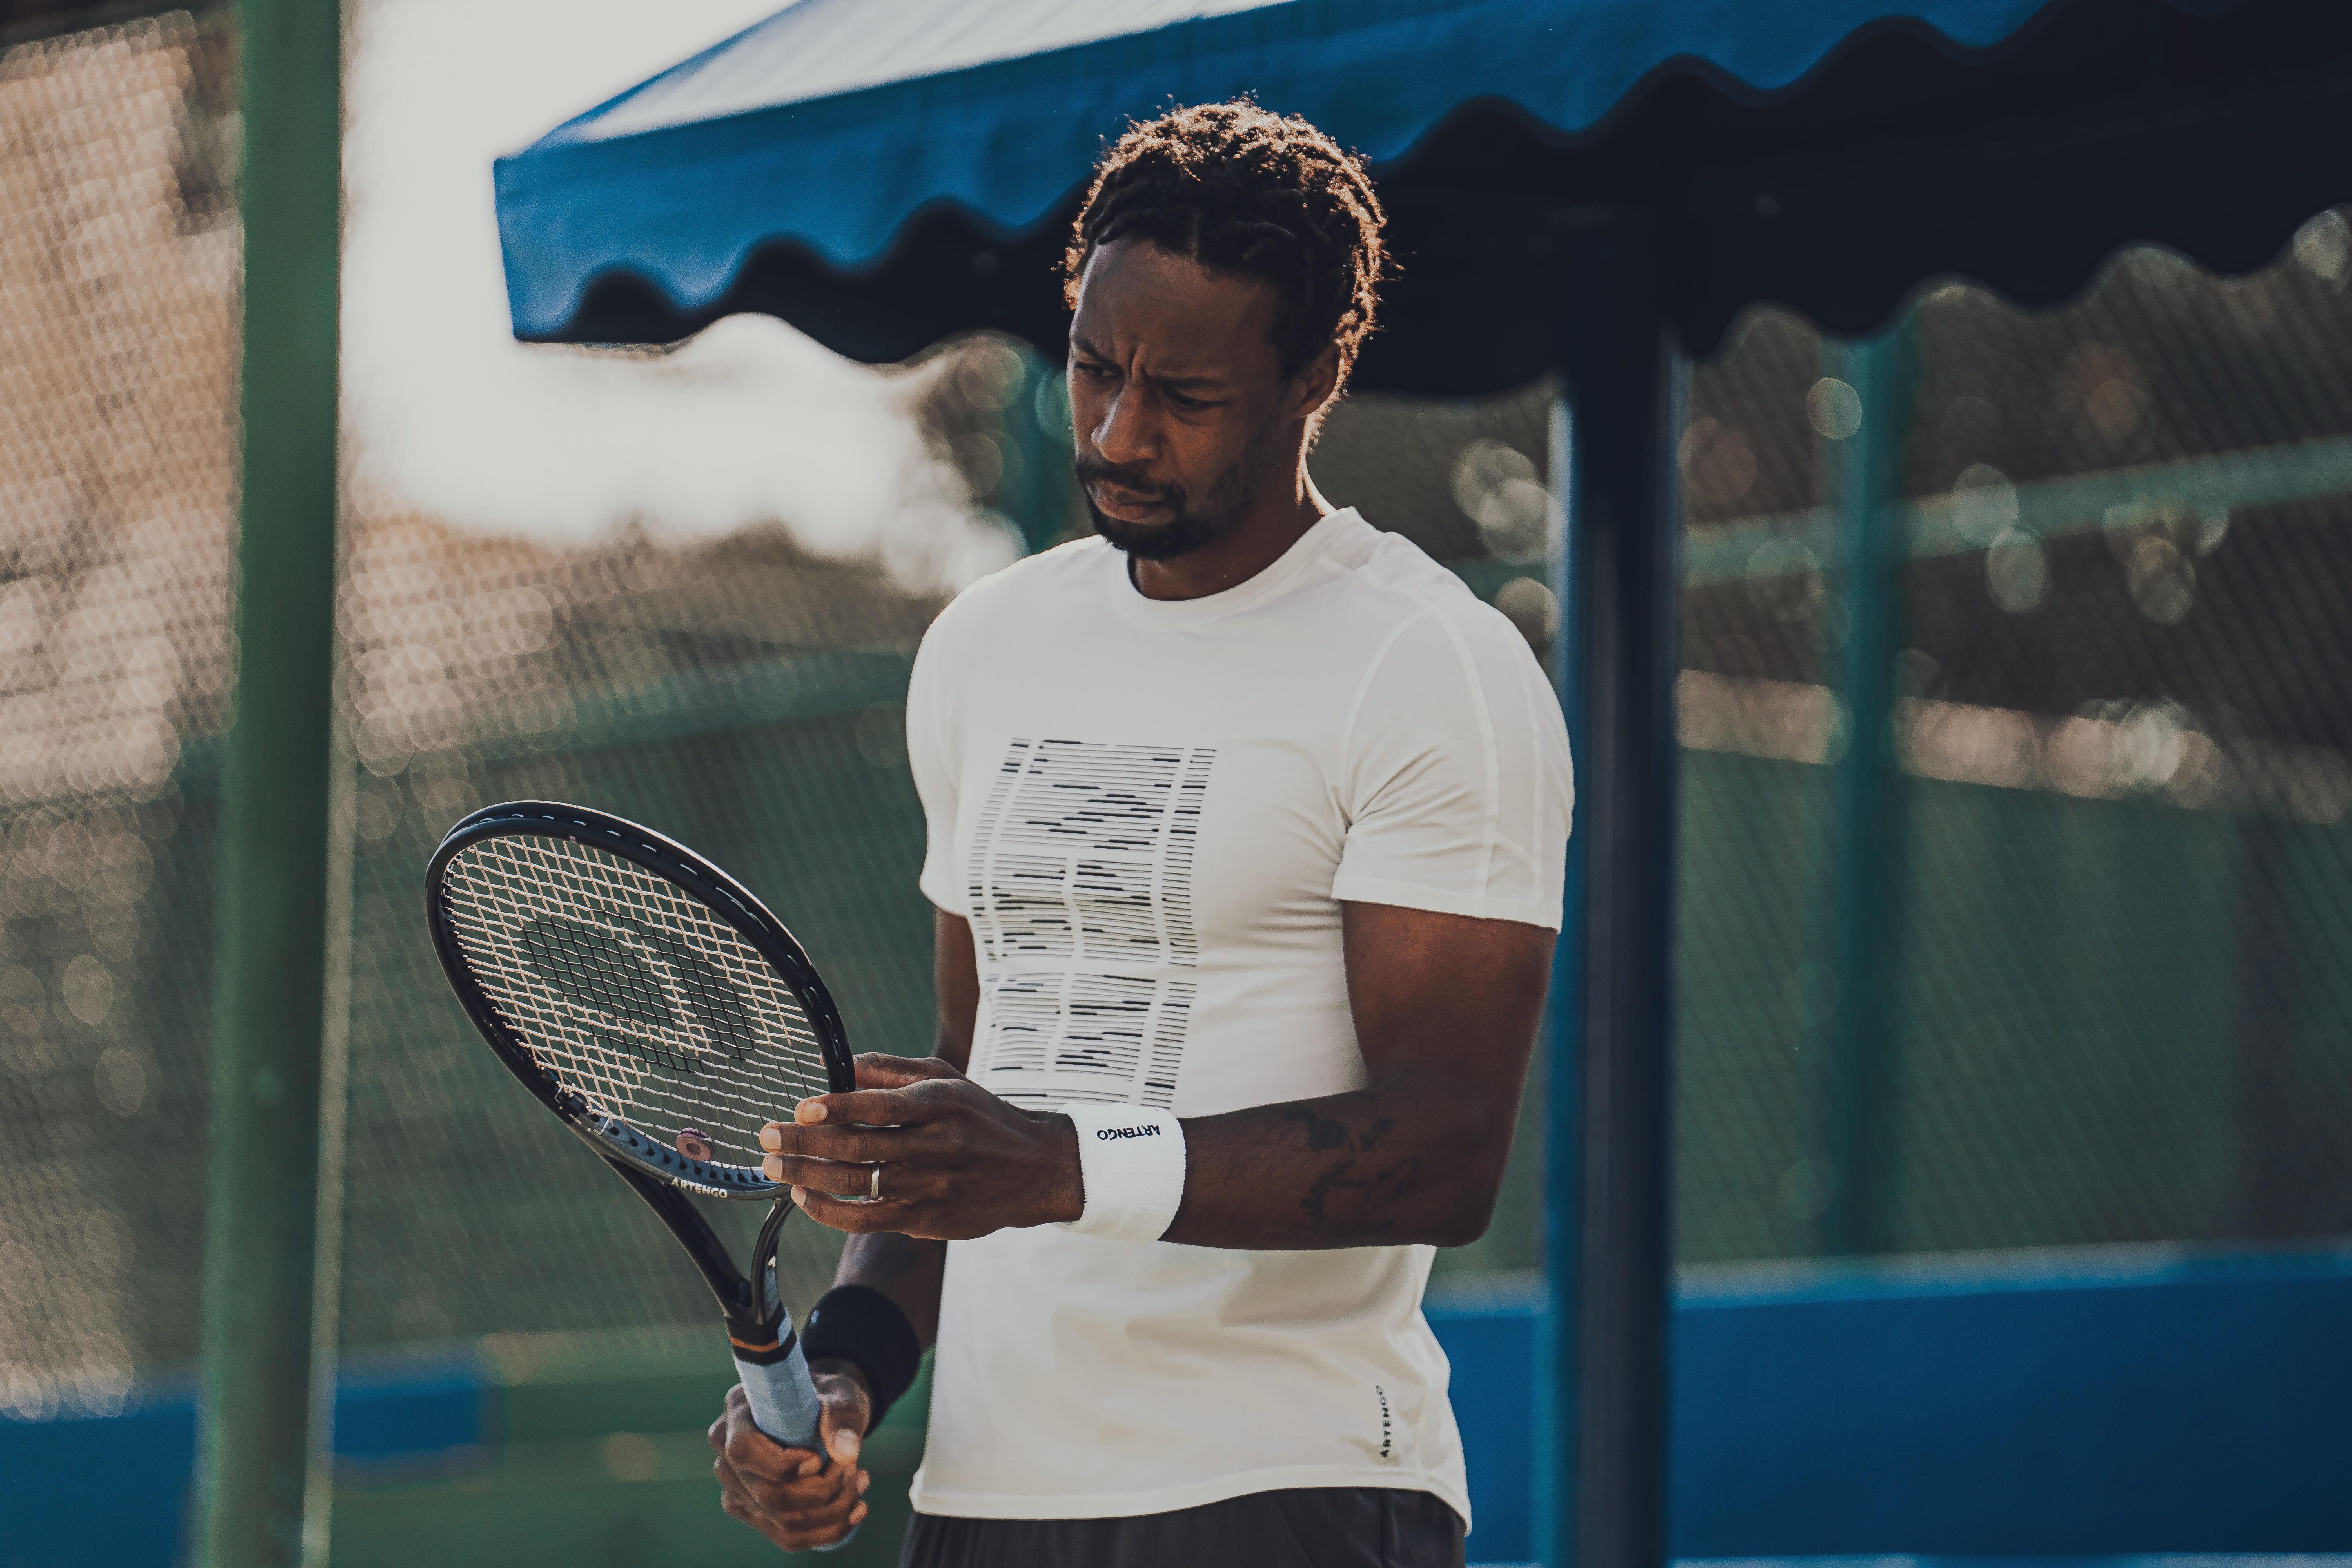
766, 1048, 1530, 1252
1161, 1073, 1516, 1251
830, 1230, 947, 1348
1154, 904, 1545, 1251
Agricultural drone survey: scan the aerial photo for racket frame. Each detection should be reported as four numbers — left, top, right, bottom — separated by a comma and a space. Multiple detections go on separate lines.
425, 800, 856, 1351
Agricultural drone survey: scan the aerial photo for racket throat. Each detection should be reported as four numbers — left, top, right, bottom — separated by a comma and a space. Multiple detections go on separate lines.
725, 1204, 795, 1357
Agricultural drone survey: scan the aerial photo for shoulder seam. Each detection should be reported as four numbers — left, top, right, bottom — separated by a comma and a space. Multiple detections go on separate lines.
1426, 610, 1503, 919
1335, 606, 1439, 804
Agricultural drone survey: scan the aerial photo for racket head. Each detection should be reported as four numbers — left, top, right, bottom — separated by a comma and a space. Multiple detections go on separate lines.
426, 801, 855, 1200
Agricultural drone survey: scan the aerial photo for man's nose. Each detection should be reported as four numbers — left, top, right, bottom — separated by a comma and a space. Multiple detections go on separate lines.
1090, 383, 1156, 467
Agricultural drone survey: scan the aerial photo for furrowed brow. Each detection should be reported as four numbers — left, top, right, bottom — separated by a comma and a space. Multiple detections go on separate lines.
1068, 336, 1225, 393
1147, 370, 1227, 393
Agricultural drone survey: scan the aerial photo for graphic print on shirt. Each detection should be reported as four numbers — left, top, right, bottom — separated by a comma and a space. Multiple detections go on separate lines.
965, 738, 1214, 1109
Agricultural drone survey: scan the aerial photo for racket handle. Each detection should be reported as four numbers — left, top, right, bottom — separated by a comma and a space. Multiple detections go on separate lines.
733, 1339, 859, 1553
735, 1337, 824, 1445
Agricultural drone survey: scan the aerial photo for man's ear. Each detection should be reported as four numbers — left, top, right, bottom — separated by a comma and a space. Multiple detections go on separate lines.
1292, 343, 1344, 423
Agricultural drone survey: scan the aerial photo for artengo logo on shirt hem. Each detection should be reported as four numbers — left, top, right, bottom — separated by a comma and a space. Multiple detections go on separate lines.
1096, 1125, 1162, 1140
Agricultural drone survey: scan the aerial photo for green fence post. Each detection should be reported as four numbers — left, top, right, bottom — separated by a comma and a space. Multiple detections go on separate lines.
198, 1, 345, 1564
1818, 321, 1916, 1258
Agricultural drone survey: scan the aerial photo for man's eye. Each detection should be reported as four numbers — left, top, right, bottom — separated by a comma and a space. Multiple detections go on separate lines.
1168, 392, 1209, 410
1076, 361, 1116, 380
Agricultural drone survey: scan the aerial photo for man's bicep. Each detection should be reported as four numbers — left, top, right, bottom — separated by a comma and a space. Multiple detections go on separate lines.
1339, 901, 1553, 1089
933, 907, 978, 1071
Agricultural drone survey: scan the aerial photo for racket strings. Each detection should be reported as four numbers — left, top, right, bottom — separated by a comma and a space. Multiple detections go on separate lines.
440, 835, 831, 1168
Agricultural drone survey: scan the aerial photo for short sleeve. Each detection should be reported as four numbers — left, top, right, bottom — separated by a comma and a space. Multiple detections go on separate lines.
906, 615, 967, 917
1330, 606, 1575, 930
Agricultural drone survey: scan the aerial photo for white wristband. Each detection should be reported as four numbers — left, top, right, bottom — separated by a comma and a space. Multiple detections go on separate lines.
1053, 1103, 1186, 1243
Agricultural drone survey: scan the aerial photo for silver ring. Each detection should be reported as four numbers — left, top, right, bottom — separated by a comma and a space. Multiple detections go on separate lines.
868, 1163, 883, 1202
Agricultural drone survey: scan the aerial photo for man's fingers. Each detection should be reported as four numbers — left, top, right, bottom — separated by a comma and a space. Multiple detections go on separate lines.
718, 1465, 866, 1552
721, 1384, 825, 1481
751, 1501, 869, 1553
759, 1109, 939, 1161
727, 1444, 860, 1516
726, 1457, 866, 1535
794, 1184, 931, 1233
853, 1052, 964, 1088
790, 1085, 935, 1130
711, 1382, 871, 1552
762, 1151, 878, 1196
745, 1456, 855, 1511
818, 1386, 866, 1467
761, 1118, 946, 1164
812, 1364, 874, 1456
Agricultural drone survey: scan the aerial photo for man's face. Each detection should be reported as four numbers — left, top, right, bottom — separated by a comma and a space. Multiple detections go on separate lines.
1066, 238, 1300, 561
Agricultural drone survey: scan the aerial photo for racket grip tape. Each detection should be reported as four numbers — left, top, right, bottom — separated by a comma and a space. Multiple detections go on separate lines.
734, 1335, 823, 1447
731, 1336, 859, 1553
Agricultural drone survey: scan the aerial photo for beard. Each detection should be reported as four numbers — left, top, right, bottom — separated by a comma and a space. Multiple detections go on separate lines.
1077, 425, 1273, 562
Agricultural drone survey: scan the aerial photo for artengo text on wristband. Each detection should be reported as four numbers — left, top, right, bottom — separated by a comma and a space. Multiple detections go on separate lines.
1096, 1125, 1164, 1140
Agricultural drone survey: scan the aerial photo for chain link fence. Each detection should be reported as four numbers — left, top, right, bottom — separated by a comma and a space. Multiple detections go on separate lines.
2, 5, 2349, 1423
1667, 244, 2352, 1264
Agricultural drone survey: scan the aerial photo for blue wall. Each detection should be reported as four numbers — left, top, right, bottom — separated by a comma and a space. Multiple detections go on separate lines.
0, 1355, 484, 1568
1430, 1246, 2352, 1563
2, 1392, 200, 1568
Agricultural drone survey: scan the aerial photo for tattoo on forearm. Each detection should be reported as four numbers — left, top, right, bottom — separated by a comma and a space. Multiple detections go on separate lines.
1280, 1103, 1350, 1151
1281, 1096, 1418, 1234
1302, 1158, 1365, 1228
1279, 1091, 1386, 1150
1302, 1155, 1423, 1233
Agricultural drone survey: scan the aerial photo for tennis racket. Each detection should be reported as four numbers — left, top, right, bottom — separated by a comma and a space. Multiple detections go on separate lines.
425, 800, 857, 1475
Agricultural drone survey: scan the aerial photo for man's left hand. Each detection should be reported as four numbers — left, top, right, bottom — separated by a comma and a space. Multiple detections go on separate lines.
760, 1054, 1083, 1237
706, 1378, 870, 1550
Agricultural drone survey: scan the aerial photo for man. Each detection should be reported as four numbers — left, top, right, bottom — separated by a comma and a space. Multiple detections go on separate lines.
708, 100, 1572, 1567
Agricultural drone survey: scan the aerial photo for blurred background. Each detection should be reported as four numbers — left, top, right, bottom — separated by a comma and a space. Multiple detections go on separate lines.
0, 1, 2347, 1564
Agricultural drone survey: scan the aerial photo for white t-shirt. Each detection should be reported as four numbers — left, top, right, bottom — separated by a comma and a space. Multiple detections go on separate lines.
903, 507, 1574, 1529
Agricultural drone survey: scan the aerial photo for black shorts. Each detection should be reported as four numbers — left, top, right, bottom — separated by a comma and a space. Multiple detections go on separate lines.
900, 1486, 1466, 1568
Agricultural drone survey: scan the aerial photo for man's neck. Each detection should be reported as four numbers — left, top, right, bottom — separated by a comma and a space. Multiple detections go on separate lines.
1131, 469, 1333, 601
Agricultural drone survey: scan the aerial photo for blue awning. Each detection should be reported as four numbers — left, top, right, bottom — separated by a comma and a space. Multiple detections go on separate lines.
495, 0, 2054, 339
492, 0, 2350, 390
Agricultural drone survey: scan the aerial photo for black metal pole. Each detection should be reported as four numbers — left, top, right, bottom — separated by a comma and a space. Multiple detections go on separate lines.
1539, 220, 1686, 1568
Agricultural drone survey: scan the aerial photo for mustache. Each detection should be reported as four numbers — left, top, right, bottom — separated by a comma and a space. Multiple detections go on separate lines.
1073, 455, 1178, 505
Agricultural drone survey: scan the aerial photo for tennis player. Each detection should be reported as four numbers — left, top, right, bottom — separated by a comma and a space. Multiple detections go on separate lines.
709, 100, 1573, 1567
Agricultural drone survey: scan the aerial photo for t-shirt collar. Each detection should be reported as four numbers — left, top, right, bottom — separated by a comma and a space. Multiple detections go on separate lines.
1102, 507, 1365, 628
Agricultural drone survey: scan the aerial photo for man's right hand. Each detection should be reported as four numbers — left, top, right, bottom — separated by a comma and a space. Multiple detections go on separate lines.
708, 1367, 872, 1550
